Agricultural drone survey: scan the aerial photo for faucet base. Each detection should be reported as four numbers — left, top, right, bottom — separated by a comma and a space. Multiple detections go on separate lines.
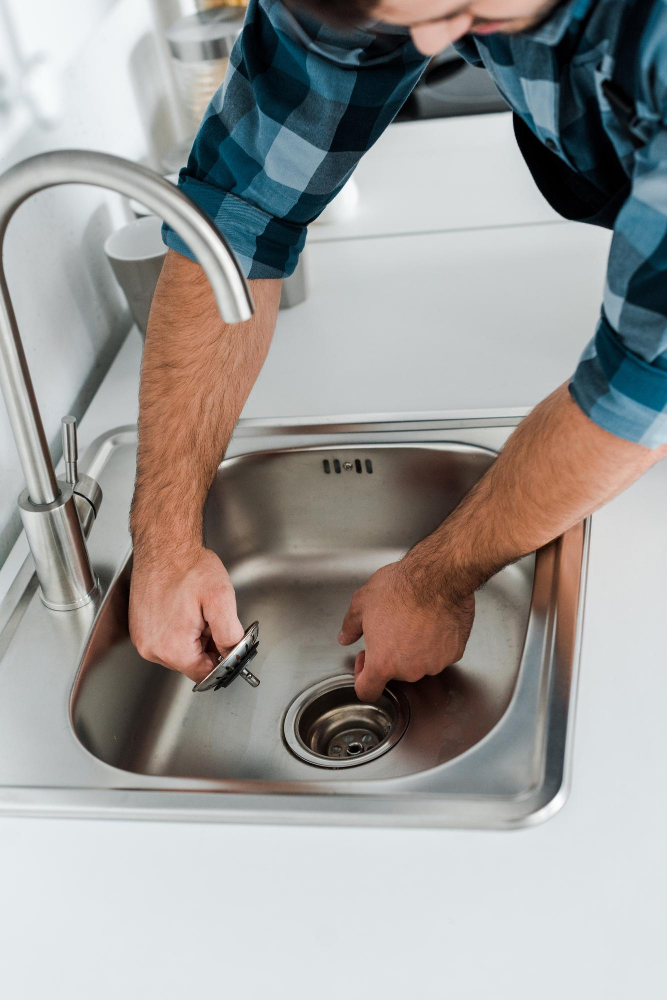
40, 582, 99, 612
18, 480, 98, 611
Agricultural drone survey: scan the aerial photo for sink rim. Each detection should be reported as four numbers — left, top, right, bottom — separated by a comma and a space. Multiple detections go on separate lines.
0, 411, 589, 829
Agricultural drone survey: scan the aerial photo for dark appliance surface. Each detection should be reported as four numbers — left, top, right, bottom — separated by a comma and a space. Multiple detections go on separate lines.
397, 48, 508, 121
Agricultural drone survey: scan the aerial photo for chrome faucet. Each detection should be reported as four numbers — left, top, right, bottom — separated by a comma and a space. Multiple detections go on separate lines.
0, 150, 254, 610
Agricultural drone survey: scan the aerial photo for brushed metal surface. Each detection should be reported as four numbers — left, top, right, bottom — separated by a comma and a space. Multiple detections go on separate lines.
0, 415, 589, 828
73, 443, 533, 782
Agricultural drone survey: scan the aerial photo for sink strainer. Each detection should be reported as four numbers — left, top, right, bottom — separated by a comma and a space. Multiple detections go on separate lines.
283, 674, 410, 769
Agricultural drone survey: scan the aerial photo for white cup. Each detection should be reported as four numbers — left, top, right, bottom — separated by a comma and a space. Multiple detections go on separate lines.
104, 216, 167, 336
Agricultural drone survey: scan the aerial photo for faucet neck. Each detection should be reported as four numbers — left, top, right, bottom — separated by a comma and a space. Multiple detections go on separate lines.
0, 149, 253, 506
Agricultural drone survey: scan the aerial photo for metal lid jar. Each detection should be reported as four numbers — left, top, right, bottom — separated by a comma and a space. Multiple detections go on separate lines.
166, 7, 246, 132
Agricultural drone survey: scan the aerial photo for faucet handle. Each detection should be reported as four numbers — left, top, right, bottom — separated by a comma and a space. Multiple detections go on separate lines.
61, 415, 78, 485
60, 414, 103, 537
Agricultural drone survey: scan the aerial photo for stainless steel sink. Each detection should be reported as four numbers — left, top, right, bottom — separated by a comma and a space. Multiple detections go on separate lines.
0, 413, 589, 828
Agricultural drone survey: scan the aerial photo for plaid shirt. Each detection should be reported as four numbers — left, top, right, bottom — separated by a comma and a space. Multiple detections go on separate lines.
164, 0, 667, 447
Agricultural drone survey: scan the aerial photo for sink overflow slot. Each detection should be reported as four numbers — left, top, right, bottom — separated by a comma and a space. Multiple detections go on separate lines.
322, 458, 373, 475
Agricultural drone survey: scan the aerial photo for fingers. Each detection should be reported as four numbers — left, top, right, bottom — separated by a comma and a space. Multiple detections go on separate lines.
338, 593, 363, 646
171, 585, 244, 684
157, 622, 229, 684
354, 650, 365, 682
188, 651, 221, 685
131, 624, 217, 684
354, 652, 390, 703
129, 548, 245, 683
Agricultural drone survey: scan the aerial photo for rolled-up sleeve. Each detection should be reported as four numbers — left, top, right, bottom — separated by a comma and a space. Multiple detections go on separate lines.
570, 126, 667, 447
163, 0, 427, 278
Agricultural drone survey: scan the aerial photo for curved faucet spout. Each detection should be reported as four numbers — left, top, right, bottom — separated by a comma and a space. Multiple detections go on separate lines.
0, 149, 254, 608
0, 149, 253, 506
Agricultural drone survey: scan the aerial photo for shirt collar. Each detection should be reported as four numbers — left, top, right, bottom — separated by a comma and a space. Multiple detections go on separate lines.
520, 0, 594, 46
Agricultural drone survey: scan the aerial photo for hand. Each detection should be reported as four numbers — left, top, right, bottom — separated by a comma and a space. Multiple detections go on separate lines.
129, 547, 244, 683
338, 560, 475, 702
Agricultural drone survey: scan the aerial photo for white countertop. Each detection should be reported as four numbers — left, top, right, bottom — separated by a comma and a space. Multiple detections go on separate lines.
1, 113, 665, 999
308, 114, 560, 241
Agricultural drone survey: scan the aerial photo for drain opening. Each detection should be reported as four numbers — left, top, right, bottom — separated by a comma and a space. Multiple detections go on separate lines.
327, 729, 380, 756
284, 675, 410, 769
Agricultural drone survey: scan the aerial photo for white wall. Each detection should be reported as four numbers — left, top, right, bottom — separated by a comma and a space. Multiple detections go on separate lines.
0, 0, 179, 564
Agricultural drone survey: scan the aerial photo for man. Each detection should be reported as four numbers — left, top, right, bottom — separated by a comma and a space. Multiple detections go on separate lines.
129, 0, 667, 701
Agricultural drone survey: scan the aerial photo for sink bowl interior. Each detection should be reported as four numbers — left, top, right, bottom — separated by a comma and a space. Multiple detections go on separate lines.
72, 444, 534, 783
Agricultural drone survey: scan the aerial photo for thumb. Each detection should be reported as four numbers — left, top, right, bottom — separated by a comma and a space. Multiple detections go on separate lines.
204, 588, 245, 657
338, 596, 363, 646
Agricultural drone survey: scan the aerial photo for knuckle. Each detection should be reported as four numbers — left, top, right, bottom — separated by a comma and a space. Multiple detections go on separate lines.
350, 588, 364, 610
135, 639, 155, 662
206, 588, 238, 618
208, 614, 236, 638
203, 583, 231, 606
129, 627, 149, 655
132, 632, 176, 668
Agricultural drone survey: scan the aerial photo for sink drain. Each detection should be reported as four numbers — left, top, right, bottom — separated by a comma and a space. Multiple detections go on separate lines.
283, 675, 410, 768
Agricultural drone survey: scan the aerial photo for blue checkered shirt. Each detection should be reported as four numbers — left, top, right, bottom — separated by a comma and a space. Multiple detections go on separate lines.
164, 0, 667, 446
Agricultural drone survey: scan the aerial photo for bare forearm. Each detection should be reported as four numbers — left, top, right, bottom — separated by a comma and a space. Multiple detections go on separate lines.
340, 381, 667, 701
130, 250, 280, 562
403, 383, 667, 598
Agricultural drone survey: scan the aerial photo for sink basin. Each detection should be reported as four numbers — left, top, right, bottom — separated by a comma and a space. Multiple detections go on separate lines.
0, 414, 588, 828
73, 443, 533, 782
